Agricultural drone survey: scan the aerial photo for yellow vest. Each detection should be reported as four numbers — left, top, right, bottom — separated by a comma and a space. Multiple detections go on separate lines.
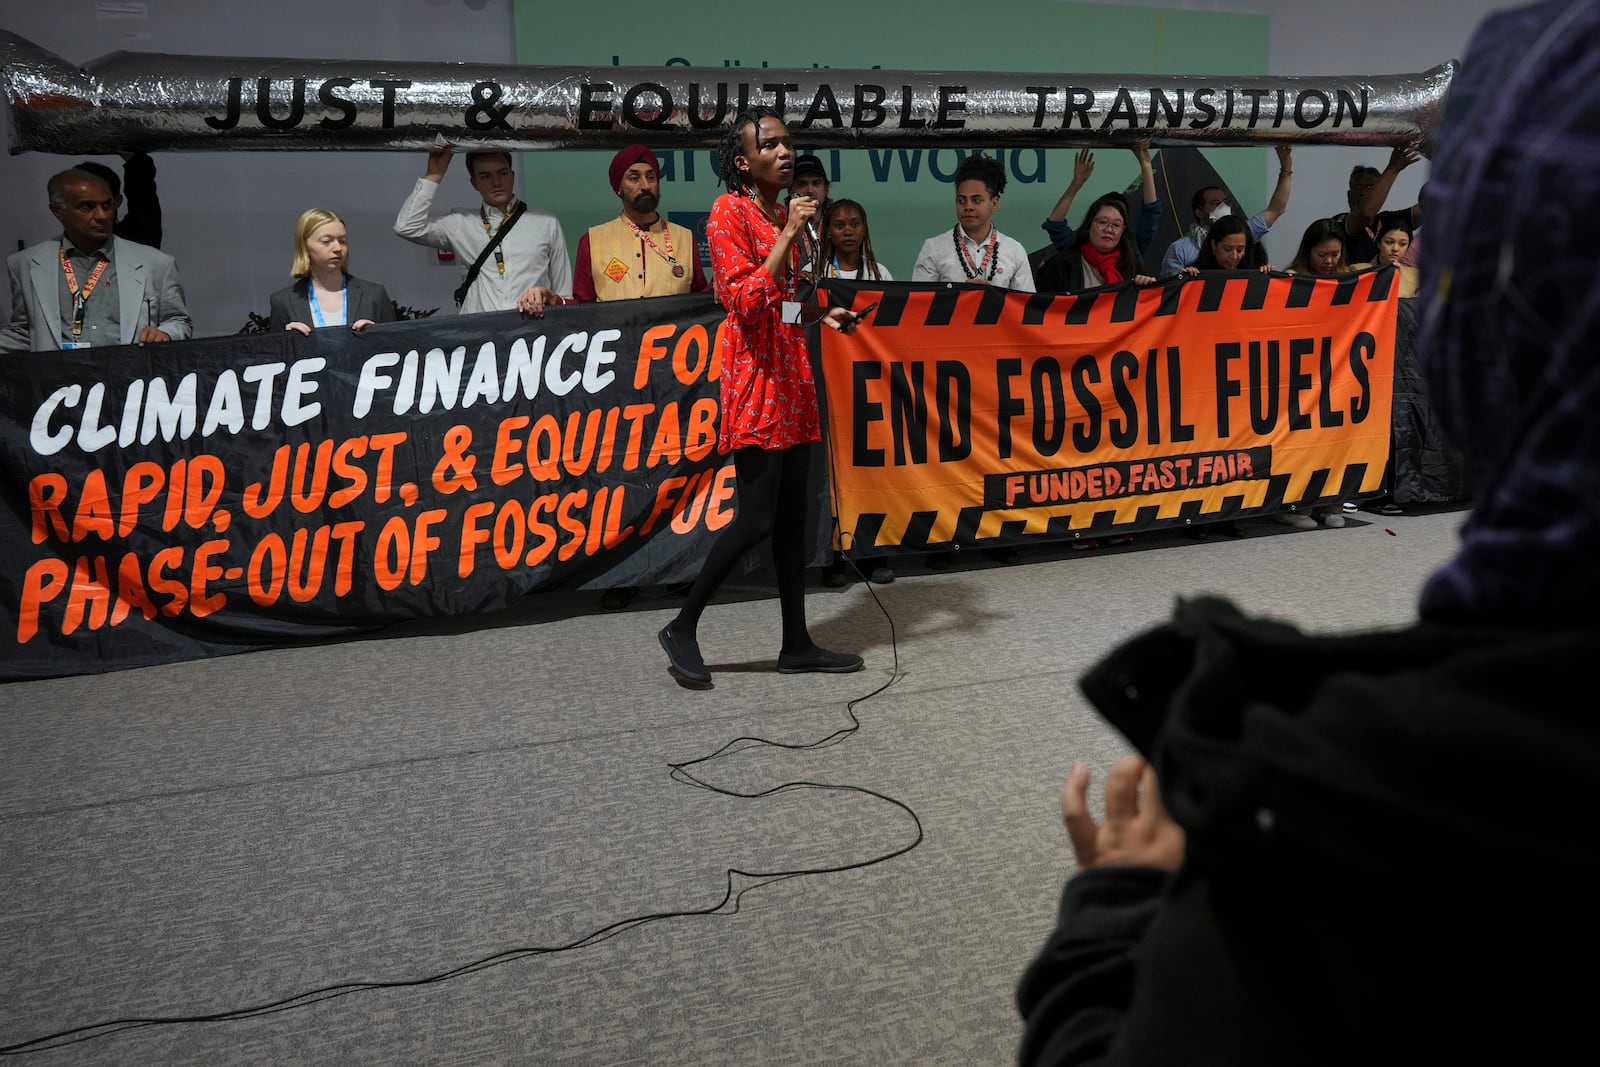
586, 216, 697, 300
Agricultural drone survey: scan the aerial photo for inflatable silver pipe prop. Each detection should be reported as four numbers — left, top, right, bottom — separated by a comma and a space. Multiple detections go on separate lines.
2, 32, 1455, 156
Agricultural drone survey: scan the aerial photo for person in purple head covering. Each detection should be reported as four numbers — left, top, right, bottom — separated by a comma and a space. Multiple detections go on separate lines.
1014, 3, 1600, 1064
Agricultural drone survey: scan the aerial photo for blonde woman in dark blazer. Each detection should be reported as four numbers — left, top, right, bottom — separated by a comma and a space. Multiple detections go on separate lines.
269, 208, 395, 334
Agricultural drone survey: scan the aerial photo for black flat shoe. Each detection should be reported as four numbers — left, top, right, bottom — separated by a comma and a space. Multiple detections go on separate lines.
869, 565, 895, 585
658, 624, 711, 686
776, 646, 864, 674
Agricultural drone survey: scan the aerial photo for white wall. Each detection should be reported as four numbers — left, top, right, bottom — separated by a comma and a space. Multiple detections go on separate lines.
0, 0, 520, 336
1071, 0, 1510, 260
2, 0, 1510, 336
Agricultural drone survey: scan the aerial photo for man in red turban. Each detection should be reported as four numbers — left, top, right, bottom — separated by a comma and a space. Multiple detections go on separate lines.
572, 144, 709, 303
575, 145, 712, 609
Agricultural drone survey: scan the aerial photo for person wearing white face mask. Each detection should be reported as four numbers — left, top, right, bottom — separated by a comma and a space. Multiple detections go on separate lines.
1158, 146, 1294, 277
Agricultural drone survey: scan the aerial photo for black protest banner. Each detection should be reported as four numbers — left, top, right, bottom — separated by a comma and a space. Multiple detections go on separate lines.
0, 294, 818, 682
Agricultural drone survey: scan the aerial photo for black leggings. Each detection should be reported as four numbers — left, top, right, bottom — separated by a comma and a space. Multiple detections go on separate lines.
672, 443, 814, 652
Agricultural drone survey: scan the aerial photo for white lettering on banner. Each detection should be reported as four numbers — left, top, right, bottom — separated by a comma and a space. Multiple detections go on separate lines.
353, 330, 621, 418
27, 357, 327, 458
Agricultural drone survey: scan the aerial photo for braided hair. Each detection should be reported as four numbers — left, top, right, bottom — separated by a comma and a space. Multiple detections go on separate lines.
716, 105, 784, 192
816, 199, 885, 281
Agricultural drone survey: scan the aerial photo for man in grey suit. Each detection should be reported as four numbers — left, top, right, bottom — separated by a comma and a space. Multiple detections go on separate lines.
0, 168, 191, 354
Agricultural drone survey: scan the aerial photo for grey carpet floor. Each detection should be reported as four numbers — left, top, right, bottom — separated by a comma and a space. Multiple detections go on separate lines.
0, 508, 1464, 1065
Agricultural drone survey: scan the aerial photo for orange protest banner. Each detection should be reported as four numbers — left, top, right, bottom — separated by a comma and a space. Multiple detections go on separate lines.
818, 269, 1399, 551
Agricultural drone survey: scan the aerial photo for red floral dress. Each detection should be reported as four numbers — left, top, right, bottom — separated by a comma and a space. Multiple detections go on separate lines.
706, 191, 820, 453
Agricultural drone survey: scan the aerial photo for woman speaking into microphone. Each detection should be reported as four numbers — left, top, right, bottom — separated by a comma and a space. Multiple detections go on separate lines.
656, 105, 868, 688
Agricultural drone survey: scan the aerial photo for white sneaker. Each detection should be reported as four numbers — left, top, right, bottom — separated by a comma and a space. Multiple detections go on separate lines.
1275, 512, 1317, 530
1320, 511, 1346, 528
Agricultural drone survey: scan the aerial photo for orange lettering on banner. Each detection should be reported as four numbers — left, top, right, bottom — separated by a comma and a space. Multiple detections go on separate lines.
27, 457, 228, 544
494, 407, 668, 483
190, 538, 228, 616
672, 324, 712, 385
148, 545, 189, 616
10, 307, 745, 650
72, 470, 116, 541
684, 398, 718, 461
820, 276, 1399, 548
619, 403, 655, 471
118, 462, 165, 536
60, 555, 112, 635
242, 521, 362, 606
367, 432, 408, 504
374, 515, 410, 591
373, 510, 448, 589
247, 534, 288, 606
110, 552, 159, 626
670, 470, 713, 534
641, 475, 686, 536
525, 493, 559, 567
284, 526, 331, 602
327, 521, 363, 597
492, 415, 530, 485
458, 500, 496, 578
633, 320, 720, 389
640, 465, 734, 537
181, 455, 225, 530
555, 490, 588, 561
286, 441, 332, 512
634, 323, 678, 388
245, 445, 289, 518
594, 407, 622, 473
19, 542, 249, 641
17, 560, 68, 641
705, 463, 737, 531
647, 403, 683, 466
329, 438, 370, 507
526, 414, 564, 481
28, 474, 71, 544
161, 459, 188, 532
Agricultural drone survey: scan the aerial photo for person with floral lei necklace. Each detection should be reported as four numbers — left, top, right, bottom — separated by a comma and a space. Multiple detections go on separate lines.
911, 154, 1035, 291
656, 106, 867, 688
911, 154, 1032, 569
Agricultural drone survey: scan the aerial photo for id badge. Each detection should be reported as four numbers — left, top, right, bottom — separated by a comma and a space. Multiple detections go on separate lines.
60, 341, 89, 350
781, 301, 803, 325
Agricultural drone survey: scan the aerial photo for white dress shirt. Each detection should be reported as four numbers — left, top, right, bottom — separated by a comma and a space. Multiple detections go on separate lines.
911, 225, 1035, 292
393, 178, 574, 314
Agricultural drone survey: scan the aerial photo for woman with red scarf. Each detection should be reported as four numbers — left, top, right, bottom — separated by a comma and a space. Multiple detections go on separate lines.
1034, 192, 1157, 292
1036, 193, 1156, 550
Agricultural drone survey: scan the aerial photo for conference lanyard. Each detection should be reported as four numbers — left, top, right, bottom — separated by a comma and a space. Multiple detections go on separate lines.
60, 245, 110, 338
624, 217, 686, 278
308, 280, 347, 328
481, 200, 521, 276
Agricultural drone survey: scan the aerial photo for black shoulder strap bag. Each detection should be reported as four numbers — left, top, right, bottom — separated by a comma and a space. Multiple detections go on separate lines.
454, 202, 527, 307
